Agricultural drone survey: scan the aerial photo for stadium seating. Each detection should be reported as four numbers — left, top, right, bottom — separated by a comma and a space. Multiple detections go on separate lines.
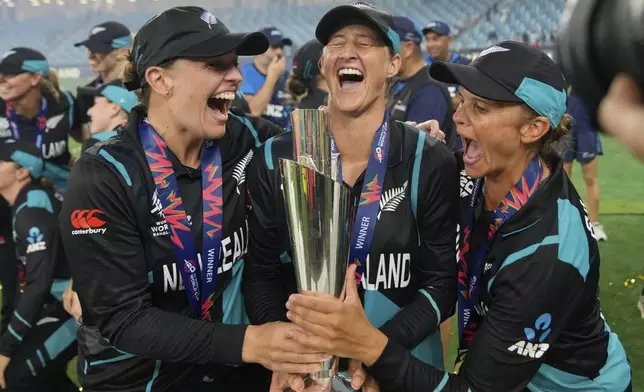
0, 0, 566, 68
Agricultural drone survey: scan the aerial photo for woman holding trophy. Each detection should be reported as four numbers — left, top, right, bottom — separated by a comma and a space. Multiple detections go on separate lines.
285, 42, 633, 391
244, 3, 459, 391
59, 7, 327, 392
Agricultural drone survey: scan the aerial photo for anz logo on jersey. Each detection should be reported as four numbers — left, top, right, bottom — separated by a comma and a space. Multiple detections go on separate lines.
162, 222, 248, 293
26, 226, 47, 254
507, 313, 552, 359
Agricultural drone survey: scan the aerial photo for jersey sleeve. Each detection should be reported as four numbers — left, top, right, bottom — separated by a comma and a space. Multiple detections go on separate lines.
457, 234, 589, 390
370, 231, 591, 391
406, 85, 450, 127
379, 139, 459, 349
242, 141, 291, 324
0, 206, 60, 357
60, 155, 247, 365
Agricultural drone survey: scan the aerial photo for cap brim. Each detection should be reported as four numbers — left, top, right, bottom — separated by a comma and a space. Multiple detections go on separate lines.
0, 64, 22, 75
76, 86, 102, 98
315, 5, 383, 45
430, 62, 522, 102
74, 40, 115, 54
282, 38, 293, 46
421, 27, 447, 36
181, 31, 269, 58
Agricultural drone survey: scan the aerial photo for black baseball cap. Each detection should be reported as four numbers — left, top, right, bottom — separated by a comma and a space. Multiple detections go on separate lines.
422, 21, 451, 36
430, 41, 567, 128
316, 2, 401, 54
292, 40, 324, 84
0, 48, 49, 77
392, 16, 422, 45
0, 139, 45, 179
77, 79, 138, 113
74, 21, 132, 54
125, 6, 269, 91
259, 27, 293, 47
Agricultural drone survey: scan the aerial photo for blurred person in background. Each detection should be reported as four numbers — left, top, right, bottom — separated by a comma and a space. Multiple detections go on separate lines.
240, 26, 293, 127
564, 90, 607, 240
286, 40, 328, 110
0, 140, 77, 392
243, 3, 459, 391
60, 7, 323, 392
77, 79, 138, 153
74, 21, 132, 140
388, 16, 456, 150
597, 74, 644, 319
0, 48, 77, 342
284, 41, 633, 392
423, 21, 470, 150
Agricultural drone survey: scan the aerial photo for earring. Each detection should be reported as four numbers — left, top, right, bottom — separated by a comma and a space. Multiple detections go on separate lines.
165, 89, 172, 97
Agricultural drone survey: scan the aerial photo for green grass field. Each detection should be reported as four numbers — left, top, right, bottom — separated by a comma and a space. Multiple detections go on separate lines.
5, 127, 644, 389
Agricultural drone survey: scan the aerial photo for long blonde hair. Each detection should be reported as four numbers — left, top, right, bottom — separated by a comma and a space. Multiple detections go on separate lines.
39, 68, 61, 102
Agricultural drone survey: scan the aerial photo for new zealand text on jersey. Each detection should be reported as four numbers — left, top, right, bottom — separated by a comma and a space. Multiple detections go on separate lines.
360, 253, 411, 291
162, 223, 248, 293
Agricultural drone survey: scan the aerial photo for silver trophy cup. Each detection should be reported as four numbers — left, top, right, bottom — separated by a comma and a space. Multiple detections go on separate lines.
279, 109, 357, 391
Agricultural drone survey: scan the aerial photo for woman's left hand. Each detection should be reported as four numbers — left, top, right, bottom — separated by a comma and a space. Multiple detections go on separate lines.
286, 264, 388, 366
407, 119, 446, 142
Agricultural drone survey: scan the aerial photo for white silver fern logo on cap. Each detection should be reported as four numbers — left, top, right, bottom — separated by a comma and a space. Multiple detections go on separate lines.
91, 27, 106, 35
478, 45, 510, 58
2, 51, 16, 60
350, 1, 374, 9
200, 11, 217, 29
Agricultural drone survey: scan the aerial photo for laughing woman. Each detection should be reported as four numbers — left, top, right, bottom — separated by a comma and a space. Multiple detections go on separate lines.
59, 7, 324, 392
243, 3, 459, 390
285, 42, 632, 392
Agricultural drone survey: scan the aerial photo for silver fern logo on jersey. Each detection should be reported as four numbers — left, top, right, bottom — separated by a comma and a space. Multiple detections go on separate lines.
233, 150, 254, 194
378, 181, 407, 219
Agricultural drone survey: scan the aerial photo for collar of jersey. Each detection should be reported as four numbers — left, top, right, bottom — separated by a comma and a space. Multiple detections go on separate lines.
497, 155, 563, 238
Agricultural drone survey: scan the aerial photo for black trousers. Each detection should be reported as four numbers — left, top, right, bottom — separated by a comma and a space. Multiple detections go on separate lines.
4, 304, 78, 392
0, 214, 17, 336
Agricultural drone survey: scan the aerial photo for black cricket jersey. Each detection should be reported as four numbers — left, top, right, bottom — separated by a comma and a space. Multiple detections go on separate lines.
0, 92, 77, 192
0, 182, 74, 358
80, 128, 120, 154
368, 155, 633, 392
243, 119, 460, 371
59, 106, 282, 392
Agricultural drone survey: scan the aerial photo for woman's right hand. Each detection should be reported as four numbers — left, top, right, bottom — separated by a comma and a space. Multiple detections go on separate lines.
242, 322, 329, 374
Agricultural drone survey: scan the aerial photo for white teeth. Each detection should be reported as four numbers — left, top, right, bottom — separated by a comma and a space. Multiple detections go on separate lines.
338, 68, 363, 76
212, 91, 235, 100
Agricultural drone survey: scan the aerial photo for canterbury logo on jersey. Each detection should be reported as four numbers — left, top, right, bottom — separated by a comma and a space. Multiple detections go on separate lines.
378, 181, 407, 219
162, 222, 248, 293
70, 209, 107, 235
359, 253, 412, 291
233, 150, 253, 194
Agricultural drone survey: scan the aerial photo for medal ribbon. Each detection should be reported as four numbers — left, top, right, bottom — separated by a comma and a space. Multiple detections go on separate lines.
6, 97, 47, 149
330, 111, 390, 283
457, 156, 544, 356
139, 120, 224, 320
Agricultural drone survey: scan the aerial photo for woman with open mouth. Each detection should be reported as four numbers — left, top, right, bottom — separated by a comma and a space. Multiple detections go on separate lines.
243, 3, 460, 391
59, 6, 325, 392
284, 41, 633, 391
